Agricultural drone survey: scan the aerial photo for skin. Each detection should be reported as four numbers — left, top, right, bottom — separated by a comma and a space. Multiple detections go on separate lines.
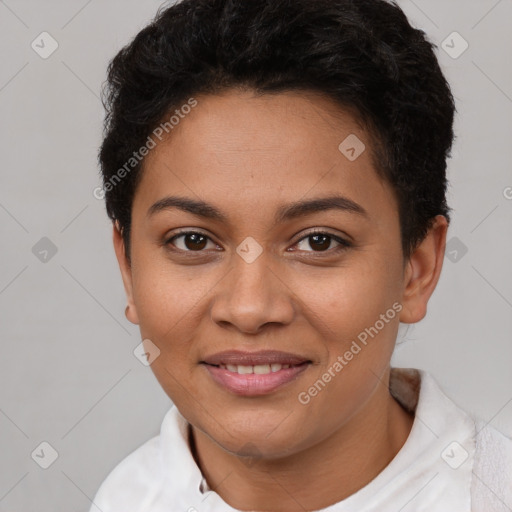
113, 89, 448, 511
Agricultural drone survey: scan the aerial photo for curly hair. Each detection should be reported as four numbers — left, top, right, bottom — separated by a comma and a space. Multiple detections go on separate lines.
99, 0, 455, 264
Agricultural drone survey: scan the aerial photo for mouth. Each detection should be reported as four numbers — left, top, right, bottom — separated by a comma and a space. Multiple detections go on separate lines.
200, 350, 312, 396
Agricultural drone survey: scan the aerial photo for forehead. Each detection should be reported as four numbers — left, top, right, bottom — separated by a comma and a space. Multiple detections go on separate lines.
133, 89, 396, 227
162, 90, 369, 160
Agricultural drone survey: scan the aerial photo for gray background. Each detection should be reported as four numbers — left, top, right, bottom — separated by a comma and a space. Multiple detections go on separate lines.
0, 0, 511, 510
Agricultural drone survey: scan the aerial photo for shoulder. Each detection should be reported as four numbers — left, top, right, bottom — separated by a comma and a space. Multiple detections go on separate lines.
89, 434, 162, 512
472, 421, 512, 511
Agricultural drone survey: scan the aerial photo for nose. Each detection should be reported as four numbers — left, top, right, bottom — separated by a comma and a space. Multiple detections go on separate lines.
210, 250, 295, 335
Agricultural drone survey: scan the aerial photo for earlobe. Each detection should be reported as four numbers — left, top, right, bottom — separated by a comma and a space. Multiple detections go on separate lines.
112, 222, 140, 325
399, 215, 448, 324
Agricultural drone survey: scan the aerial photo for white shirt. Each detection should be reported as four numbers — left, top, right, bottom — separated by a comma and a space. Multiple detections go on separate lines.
89, 368, 512, 511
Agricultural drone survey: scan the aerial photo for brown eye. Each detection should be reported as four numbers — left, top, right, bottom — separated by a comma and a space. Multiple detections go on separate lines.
167, 231, 216, 252
306, 234, 331, 251
295, 231, 351, 253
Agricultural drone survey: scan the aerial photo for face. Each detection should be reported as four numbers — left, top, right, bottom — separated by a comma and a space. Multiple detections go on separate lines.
114, 89, 445, 458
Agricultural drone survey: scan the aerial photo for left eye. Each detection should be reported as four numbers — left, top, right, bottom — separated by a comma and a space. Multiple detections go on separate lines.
294, 232, 351, 253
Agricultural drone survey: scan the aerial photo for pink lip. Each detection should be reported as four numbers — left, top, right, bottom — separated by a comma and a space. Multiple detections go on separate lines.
201, 350, 311, 396
204, 364, 309, 396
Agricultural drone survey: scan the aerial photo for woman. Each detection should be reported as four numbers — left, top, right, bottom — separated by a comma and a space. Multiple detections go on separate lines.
90, 0, 512, 510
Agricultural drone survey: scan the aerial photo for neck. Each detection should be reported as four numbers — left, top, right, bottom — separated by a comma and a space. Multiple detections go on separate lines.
190, 370, 414, 511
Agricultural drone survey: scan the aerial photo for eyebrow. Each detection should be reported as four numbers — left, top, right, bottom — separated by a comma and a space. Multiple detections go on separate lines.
147, 194, 368, 224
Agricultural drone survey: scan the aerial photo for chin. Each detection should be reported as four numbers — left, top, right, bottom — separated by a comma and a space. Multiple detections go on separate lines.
207, 415, 305, 457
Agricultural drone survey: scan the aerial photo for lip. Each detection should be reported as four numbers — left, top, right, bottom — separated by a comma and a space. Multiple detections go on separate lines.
201, 350, 311, 396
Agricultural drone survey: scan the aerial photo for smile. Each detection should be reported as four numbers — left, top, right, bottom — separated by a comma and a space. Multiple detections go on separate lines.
201, 350, 311, 396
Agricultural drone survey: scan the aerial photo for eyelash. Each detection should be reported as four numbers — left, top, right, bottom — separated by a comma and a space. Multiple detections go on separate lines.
164, 229, 352, 256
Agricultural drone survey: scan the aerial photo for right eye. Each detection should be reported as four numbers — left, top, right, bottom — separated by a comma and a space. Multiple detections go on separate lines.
165, 231, 220, 252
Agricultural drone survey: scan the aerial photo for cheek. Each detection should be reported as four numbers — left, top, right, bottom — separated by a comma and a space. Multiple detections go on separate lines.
133, 268, 205, 404
297, 259, 401, 338
131, 255, 208, 337
292, 254, 403, 397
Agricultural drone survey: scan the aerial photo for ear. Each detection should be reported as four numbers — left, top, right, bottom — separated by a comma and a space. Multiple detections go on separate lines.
112, 222, 140, 325
400, 215, 448, 324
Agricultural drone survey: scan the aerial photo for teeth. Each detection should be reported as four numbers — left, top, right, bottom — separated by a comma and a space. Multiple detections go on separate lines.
253, 364, 271, 374
219, 363, 292, 374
